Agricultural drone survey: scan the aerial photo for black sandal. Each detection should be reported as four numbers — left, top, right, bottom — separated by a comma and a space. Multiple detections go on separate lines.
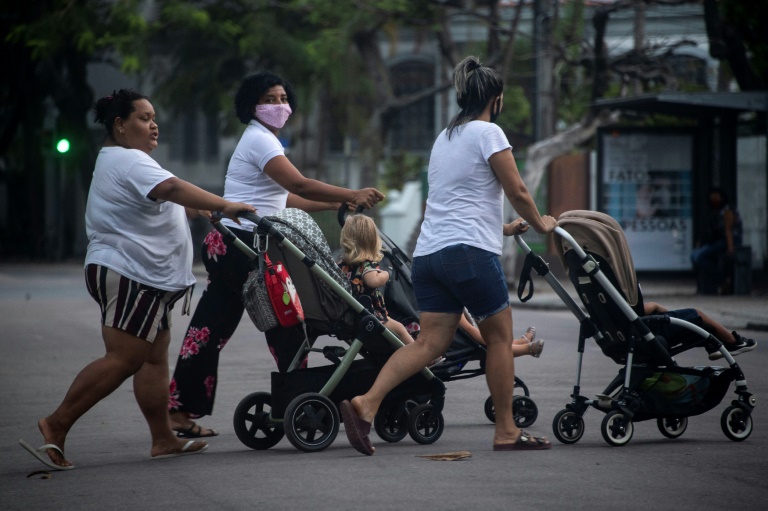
175, 422, 219, 438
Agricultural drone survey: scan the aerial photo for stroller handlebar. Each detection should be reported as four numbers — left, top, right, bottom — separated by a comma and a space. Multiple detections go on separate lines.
337, 203, 367, 227
210, 210, 263, 225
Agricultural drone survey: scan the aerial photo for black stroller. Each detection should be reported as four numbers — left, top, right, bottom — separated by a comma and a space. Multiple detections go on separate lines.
514, 210, 756, 446
350, 208, 539, 433
215, 209, 446, 453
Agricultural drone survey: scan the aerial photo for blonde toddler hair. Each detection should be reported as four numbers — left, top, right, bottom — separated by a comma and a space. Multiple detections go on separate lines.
340, 214, 383, 264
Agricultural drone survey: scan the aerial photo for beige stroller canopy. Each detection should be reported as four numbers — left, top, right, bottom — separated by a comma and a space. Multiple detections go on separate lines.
555, 210, 639, 307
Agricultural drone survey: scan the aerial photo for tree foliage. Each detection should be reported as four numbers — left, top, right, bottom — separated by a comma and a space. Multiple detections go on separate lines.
0, 0, 146, 258
4, 0, 767, 260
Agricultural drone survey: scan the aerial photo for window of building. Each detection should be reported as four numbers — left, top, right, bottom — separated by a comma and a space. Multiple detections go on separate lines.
389, 59, 435, 151
168, 110, 219, 163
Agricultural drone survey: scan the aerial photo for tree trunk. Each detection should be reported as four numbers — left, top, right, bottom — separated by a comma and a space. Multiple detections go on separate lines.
522, 109, 620, 196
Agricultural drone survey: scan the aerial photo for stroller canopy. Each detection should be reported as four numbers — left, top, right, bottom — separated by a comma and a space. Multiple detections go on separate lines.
555, 210, 639, 307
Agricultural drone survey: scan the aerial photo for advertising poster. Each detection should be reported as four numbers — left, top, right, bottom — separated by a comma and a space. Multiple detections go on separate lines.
600, 130, 693, 270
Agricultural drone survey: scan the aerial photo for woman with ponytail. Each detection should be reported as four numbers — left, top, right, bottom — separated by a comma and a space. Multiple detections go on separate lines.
340, 56, 558, 455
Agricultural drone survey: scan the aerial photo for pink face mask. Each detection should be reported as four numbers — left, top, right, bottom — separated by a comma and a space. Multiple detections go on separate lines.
254, 103, 292, 129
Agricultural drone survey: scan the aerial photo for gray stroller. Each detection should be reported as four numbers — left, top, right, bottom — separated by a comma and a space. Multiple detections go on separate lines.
513, 210, 756, 446
213, 209, 446, 453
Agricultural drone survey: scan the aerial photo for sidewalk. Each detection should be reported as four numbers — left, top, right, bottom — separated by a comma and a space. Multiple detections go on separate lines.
512, 272, 768, 332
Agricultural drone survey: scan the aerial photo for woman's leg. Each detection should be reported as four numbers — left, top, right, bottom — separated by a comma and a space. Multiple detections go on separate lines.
169, 277, 245, 426
265, 323, 309, 373
136, 329, 207, 457
476, 307, 521, 446
170, 229, 250, 426
350, 312, 460, 425
38, 326, 153, 467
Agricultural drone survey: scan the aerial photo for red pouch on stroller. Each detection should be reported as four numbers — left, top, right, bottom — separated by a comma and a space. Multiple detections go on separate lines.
264, 254, 304, 327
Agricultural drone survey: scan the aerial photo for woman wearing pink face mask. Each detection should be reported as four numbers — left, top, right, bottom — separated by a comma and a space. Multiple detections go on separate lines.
167, 72, 385, 437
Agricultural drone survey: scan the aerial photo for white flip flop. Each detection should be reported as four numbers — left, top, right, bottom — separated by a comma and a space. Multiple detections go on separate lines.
19, 439, 75, 471
150, 440, 209, 460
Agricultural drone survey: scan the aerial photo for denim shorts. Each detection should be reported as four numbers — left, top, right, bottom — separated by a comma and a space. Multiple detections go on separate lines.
412, 244, 509, 322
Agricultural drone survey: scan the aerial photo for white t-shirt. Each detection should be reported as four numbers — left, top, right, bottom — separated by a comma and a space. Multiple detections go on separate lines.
222, 120, 287, 229
84, 147, 196, 291
414, 121, 512, 257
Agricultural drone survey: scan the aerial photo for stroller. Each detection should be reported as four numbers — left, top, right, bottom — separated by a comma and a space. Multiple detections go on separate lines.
215, 209, 446, 453
514, 210, 756, 446
344, 208, 540, 432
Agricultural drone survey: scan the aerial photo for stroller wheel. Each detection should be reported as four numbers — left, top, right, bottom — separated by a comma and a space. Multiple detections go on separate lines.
284, 393, 340, 453
484, 396, 538, 428
657, 417, 688, 439
407, 403, 444, 445
374, 403, 409, 443
233, 392, 285, 450
513, 396, 538, 428
721, 405, 753, 442
601, 410, 634, 447
484, 396, 496, 423
553, 409, 585, 444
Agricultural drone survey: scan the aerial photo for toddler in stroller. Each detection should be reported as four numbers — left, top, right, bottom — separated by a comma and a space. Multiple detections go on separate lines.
514, 210, 757, 446
339, 214, 445, 367
216, 208, 447, 453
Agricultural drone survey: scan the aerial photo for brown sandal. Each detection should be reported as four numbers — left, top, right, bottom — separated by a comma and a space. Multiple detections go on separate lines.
493, 430, 552, 451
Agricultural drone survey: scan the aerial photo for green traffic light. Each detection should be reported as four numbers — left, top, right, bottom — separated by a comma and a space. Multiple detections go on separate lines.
56, 138, 70, 153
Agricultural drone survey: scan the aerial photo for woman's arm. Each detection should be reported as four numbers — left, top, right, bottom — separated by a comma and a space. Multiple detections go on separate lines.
286, 193, 340, 212
150, 177, 254, 222
264, 155, 383, 208
488, 149, 557, 234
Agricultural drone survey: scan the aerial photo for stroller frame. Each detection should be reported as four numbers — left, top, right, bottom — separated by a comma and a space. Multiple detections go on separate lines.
514, 218, 756, 446
214, 211, 446, 453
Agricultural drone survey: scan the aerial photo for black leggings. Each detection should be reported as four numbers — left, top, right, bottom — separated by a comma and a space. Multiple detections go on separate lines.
169, 226, 307, 418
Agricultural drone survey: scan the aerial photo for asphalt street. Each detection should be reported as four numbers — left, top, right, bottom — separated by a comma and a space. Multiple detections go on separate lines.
1, 263, 766, 510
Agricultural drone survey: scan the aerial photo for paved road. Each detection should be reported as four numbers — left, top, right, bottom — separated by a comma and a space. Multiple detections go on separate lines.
1, 264, 766, 510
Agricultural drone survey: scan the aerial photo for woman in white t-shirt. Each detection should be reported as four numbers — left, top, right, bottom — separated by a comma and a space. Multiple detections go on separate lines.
19, 89, 255, 471
340, 57, 558, 455
168, 72, 385, 437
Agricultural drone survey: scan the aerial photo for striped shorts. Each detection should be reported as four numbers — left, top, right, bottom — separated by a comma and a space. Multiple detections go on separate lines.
85, 264, 191, 343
